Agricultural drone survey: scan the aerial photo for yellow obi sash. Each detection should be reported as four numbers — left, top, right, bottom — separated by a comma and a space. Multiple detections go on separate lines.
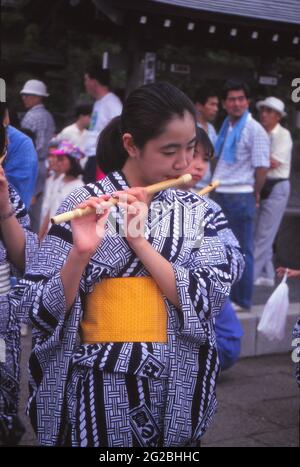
81, 277, 168, 344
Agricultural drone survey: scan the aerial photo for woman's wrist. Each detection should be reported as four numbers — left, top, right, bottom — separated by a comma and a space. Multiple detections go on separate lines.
0, 204, 15, 223
127, 236, 148, 251
69, 246, 92, 266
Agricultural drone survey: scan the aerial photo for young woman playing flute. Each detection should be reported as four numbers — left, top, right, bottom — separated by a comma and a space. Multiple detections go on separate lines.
14, 82, 232, 447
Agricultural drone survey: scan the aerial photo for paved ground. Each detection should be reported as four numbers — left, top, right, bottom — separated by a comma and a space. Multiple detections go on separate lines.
18, 333, 299, 447
202, 354, 299, 447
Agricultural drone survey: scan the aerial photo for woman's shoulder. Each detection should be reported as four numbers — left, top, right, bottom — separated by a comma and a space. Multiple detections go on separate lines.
55, 183, 101, 215
171, 188, 210, 208
169, 188, 213, 220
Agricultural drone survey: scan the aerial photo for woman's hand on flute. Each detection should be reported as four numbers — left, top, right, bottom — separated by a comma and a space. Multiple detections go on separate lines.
62, 195, 111, 311
115, 187, 179, 307
71, 195, 111, 258
113, 187, 149, 247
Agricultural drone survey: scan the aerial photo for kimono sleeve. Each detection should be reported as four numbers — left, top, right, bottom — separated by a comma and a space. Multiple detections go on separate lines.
8, 185, 39, 278
208, 199, 245, 284
11, 186, 91, 338
171, 206, 232, 338
293, 317, 300, 387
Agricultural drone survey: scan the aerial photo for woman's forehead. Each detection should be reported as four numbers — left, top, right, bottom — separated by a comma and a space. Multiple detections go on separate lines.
156, 113, 196, 140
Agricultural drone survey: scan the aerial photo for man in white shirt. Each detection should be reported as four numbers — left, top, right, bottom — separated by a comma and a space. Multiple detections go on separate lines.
83, 65, 122, 182
254, 97, 293, 286
193, 86, 218, 189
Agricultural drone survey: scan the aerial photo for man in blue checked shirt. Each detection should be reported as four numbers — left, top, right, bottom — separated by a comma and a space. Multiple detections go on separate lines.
212, 80, 270, 312
20, 79, 55, 232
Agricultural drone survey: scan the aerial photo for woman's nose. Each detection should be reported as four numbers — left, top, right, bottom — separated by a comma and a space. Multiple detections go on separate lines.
174, 151, 191, 170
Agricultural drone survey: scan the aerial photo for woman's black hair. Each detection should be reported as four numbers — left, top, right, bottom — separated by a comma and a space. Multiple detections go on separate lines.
75, 104, 92, 119
65, 154, 83, 178
195, 126, 214, 159
97, 81, 196, 174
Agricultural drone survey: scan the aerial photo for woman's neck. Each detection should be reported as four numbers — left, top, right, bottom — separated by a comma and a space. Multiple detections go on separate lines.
63, 175, 76, 183
122, 159, 147, 188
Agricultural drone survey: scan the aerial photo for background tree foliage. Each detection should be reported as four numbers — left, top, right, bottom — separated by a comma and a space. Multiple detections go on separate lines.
2, 0, 300, 136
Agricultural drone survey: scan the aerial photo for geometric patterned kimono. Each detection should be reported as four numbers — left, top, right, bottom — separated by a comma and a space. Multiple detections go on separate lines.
203, 197, 244, 285
0, 185, 38, 445
13, 171, 237, 447
293, 318, 300, 387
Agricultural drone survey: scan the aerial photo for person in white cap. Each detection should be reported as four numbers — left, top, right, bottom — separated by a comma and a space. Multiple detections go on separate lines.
254, 97, 293, 287
20, 79, 55, 232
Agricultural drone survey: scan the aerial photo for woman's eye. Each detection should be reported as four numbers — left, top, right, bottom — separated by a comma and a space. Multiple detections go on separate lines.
163, 152, 176, 156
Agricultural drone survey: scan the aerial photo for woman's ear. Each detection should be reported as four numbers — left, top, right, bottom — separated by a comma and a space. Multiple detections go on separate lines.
122, 133, 139, 158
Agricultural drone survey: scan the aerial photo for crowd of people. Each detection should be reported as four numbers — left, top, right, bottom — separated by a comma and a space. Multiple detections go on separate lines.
0, 68, 299, 446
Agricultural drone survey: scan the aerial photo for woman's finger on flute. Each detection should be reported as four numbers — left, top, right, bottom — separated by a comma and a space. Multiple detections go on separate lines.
117, 201, 139, 215
72, 195, 111, 219
112, 187, 149, 205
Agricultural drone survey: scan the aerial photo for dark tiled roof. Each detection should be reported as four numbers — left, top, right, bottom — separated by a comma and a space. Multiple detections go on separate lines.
149, 0, 300, 25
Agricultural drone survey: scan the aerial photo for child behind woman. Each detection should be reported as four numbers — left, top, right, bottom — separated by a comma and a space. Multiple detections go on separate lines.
182, 127, 244, 371
39, 141, 84, 239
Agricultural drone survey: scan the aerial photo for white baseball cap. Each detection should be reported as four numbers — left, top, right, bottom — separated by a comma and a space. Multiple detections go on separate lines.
256, 96, 286, 117
20, 79, 49, 97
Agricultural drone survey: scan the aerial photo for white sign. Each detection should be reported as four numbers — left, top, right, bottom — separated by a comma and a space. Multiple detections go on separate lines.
170, 64, 190, 74
144, 53, 156, 84
0, 78, 6, 102
259, 76, 278, 86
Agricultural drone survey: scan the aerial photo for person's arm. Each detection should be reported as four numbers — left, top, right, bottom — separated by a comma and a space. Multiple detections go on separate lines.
1, 215, 26, 271
60, 195, 110, 311
251, 124, 270, 207
0, 167, 26, 271
129, 238, 179, 307
115, 189, 178, 306
254, 167, 269, 207
277, 267, 300, 278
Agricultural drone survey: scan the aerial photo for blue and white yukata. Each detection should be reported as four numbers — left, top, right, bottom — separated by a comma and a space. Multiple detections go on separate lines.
0, 186, 38, 444
205, 199, 244, 371
14, 171, 238, 447
293, 318, 300, 387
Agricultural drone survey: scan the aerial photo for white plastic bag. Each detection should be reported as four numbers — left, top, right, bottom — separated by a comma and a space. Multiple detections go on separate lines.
257, 271, 289, 341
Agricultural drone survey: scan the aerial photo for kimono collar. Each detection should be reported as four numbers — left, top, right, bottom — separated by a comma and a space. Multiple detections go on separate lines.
103, 171, 171, 203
